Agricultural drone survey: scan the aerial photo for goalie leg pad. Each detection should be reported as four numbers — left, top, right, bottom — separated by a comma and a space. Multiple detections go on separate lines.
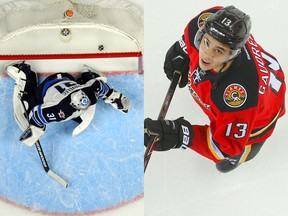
72, 104, 96, 137
13, 96, 30, 131
6, 61, 38, 101
6, 61, 38, 131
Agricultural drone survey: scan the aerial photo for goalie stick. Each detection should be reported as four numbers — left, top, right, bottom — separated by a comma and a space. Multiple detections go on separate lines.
19, 97, 68, 188
144, 71, 181, 172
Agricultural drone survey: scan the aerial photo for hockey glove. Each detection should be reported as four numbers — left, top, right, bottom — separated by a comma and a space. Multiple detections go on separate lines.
19, 125, 46, 147
164, 36, 190, 88
77, 65, 107, 84
144, 117, 193, 151
103, 89, 130, 113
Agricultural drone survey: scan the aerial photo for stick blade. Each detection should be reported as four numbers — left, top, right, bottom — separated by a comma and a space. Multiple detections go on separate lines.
48, 170, 68, 188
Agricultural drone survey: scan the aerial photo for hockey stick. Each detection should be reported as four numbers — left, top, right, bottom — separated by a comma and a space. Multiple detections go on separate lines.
34, 141, 68, 188
19, 98, 68, 188
144, 71, 181, 172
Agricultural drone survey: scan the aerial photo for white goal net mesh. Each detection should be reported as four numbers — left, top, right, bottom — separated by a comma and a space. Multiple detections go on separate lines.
0, 0, 143, 59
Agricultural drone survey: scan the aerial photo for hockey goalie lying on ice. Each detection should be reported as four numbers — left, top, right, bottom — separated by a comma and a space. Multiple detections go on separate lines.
7, 61, 130, 147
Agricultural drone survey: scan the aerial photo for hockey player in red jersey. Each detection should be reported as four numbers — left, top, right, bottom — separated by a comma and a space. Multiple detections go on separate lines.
7, 61, 130, 147
144, 6, 286, 172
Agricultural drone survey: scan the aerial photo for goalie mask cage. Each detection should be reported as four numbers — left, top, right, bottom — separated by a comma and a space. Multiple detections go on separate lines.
0, 0, 143, 74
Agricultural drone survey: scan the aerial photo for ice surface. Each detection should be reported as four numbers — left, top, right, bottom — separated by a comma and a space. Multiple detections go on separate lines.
144, 0, 288, 216
1, 0, 288, 215
0, 73, 143, 215
0, 0, 144, 215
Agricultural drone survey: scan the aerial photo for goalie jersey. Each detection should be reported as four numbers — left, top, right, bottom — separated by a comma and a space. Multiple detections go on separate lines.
29, 75, 101, 127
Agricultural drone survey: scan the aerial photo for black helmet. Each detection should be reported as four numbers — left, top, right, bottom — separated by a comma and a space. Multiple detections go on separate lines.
195, 6, 252, 50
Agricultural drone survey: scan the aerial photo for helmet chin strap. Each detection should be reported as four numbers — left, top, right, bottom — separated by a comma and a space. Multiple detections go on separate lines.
212, 61, 227, 90
218, 61, 228, 74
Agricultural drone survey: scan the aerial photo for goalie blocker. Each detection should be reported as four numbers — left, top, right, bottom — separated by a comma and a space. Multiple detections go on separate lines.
7, 62, 130, 147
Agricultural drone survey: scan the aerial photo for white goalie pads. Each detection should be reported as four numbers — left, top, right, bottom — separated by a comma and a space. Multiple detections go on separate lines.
13, 95, 30, 132
6, 63, 31, 132
8, 69, 42, 147
72, 104, 96, 137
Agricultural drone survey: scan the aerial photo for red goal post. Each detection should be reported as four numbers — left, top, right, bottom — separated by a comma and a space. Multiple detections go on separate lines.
0, 0, 143, 74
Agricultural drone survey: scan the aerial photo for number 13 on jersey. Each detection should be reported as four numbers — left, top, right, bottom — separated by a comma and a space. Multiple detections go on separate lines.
225, 122, 248, 139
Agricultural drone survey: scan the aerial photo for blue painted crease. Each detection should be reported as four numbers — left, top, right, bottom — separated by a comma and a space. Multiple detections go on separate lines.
0, 74, 144, 213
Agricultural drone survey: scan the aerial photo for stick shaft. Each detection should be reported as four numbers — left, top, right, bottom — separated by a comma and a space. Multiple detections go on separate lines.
19, 97, 68, 187
144, 71, 181, 172
35, 141, 68, 188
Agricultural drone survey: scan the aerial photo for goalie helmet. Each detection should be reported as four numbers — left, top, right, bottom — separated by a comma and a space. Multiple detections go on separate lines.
70, 90, 91, 110
194, 5, 252, 52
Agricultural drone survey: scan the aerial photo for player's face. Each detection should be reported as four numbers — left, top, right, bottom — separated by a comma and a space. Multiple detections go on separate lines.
198, 33, 233, 72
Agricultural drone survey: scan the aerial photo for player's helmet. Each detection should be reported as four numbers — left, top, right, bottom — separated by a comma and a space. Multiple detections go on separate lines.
194, 5, 251, 51
70, 90, 91, 110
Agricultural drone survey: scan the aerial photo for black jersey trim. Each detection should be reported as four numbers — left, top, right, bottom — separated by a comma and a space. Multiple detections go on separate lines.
249, 106, 283, 141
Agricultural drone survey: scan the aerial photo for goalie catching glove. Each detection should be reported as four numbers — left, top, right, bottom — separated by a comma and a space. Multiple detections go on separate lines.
144, 117, 193, 151
103, 90, 130, 113
78, 65, 130, 114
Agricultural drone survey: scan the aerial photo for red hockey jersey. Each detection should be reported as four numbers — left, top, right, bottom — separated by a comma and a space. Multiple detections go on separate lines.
183, 6, 286, 162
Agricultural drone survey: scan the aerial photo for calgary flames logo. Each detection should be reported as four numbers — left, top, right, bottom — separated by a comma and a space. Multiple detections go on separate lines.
223, 84, 247, 108
197, 12, 213, 28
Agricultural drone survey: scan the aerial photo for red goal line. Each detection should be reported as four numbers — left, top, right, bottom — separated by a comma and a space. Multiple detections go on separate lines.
0, 52, 142, 60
